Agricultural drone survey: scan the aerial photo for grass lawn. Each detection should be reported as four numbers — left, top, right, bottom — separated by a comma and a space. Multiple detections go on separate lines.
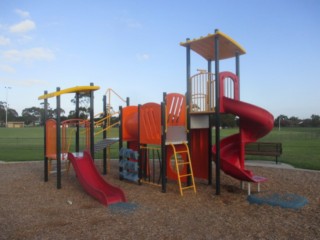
216, 127, 320, 170
0, 127, 44, 161
0, 127, 319, 170
0, 127, 119, 162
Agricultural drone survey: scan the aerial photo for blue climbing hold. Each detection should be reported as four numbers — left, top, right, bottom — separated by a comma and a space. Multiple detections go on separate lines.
247, 192, 308, 209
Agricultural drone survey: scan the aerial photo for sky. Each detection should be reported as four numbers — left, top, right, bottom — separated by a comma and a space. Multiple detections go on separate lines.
0, 0, 319, 119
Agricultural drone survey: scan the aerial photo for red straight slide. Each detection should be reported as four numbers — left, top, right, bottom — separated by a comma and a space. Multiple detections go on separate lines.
68, 151, 126, 206
213, 97, 274, 183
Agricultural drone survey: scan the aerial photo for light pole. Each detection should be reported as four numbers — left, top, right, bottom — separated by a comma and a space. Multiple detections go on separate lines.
5, 86, 12, 128
278, 116, 283, 131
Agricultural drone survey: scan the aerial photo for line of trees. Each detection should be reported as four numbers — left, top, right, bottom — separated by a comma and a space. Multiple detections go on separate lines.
1, 101, 320, 128
275, 114, 320, 127
221, 114, 320, 128
0, 104, 102, 127
0, 95, 118, 127
0, 95, 94, 127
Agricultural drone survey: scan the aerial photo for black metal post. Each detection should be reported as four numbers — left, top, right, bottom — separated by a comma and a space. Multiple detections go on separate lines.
137, 104, 142, 184
90, 83, 95, 159
207, 60, 213, 185
236, 51, 240, 99
44, 91, 48, 182
119, 106, 123, 154
126, 97, 130, 149
103, 95, 107, 174
56, 87, 62, 189
161, 100, 167, 193
185, 39, 192, 186
186, 38, 191, 136
75, 92, 80, 152
214, 29, 221, 195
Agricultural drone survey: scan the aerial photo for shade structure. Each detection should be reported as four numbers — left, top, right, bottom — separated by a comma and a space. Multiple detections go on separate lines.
180, 30, 246, 61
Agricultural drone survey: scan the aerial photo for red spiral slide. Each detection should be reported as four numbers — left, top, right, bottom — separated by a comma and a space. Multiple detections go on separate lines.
68, 151, 126, 206
213, 96, 274, 183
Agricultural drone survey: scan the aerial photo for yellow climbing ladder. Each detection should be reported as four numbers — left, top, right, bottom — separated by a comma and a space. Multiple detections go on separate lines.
170, 142, 196, 196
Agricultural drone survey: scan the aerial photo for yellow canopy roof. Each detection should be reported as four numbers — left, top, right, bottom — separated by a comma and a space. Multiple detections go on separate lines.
180, 30, 246, 61
38, 85, 100, 100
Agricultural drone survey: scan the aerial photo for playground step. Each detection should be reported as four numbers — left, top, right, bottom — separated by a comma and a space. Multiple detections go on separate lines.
180, 173, 192, 178
169, 142, 196, 196
181, 186, 195, 190
94, 138, 119, 152
177, 162, 189, 166
176, 150, 188, 154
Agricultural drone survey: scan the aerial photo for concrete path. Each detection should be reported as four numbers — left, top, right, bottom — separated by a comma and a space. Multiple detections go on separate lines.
246, 160, 295, 169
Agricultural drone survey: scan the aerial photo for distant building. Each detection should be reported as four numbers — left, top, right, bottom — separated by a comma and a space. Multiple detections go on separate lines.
7, 122, 24, 128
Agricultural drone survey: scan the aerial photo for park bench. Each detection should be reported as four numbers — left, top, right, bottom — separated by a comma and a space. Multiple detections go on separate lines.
245, 142, 282, 164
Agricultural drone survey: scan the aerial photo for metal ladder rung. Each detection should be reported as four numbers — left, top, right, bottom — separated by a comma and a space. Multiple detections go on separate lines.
181, 186, 195, 190
169, 142, 196, 196
180, 173, 192, 178
176, 151, 188, 154
177, 162, 190, 166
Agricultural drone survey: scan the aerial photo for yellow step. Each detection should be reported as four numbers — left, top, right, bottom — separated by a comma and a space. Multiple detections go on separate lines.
176, 151, 188, 154
181, 186, 195, 190
169, 142, 197, 196
180, 173, 192, 178
177, 162, 190, 166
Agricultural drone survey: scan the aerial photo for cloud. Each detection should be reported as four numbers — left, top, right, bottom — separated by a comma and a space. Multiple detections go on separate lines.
136, 53, 150, 61
0, 77, 49, 87
20, 79, 49, 86
15, 9, 30, 18
0, 64, 15, 73
0, 36, 11, 45
3, 47, 55, 63
17, 35, 33, 43
9, 19, 36, 33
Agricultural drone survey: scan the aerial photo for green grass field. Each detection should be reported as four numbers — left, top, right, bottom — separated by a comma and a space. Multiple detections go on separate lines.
0, 127, 120, 162
0, 127, 319, 170
215, 127, 320, 170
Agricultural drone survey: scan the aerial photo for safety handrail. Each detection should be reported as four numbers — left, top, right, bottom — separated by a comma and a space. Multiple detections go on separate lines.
219, 71, 239, 100
219, 71, 239, 113
94, 121, 120, 136
94, 111, 119, 127
61, 119, 90, 153
189, 72, 215, 113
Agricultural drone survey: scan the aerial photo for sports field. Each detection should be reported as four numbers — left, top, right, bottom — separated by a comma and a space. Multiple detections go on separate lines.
0, 127, 319, 170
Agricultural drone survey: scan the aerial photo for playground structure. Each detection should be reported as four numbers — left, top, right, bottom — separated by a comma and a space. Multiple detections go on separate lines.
119, 92, 197, 195
39, 85, 127, 206
180, 30, 273, 194
38, 29, 274, 205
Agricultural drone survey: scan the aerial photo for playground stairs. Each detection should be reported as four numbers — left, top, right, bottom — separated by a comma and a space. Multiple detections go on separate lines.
170, 142, 196, 196
94, 138, 119, 152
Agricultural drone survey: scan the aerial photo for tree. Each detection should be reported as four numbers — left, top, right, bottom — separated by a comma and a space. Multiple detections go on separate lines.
7, 108, 18, 120
275, 115, 289, 127
22, 107, 42, 125
68, 107, 89, 119
0, 101, 7, 124
0, 101, 19, 125
311, 114, 320, 127
22, 107, 65, 126
211, 114, 238, 128
221, 114, 237, 128
69, 93, 90, 119
288, 116, 301, 127
52, 108, 65, 119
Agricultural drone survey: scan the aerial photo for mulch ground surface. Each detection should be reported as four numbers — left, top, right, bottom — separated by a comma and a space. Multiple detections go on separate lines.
1, 160, 319, 239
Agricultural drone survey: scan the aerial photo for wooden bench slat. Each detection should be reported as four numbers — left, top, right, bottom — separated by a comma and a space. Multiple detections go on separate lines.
245, 142, 282, 164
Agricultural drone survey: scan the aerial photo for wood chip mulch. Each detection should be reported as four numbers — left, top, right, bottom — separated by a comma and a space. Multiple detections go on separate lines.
1, 160, 319, 239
